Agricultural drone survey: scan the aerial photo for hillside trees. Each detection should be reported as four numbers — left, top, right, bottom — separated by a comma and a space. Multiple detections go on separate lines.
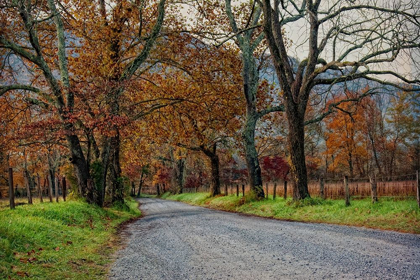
260, 0, 420, 199
324, 91, 369, 178
383, 91, 420, 177
323, 89, 420, 179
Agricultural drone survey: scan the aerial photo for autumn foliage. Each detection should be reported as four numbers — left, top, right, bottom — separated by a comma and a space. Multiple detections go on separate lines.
1, 0, 418, 204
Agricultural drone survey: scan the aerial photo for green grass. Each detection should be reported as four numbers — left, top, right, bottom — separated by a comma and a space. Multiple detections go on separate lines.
0, 198, 140, 279
163, 193, 420, 234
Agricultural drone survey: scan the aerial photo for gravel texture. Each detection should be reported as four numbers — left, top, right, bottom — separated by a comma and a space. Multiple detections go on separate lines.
109, 198, 420, 280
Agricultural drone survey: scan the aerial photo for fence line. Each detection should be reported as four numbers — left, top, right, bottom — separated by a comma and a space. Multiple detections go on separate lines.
142, 175, 418, 200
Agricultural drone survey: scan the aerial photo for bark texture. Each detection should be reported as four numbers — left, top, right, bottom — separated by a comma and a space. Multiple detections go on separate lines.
201, 144, 221, 197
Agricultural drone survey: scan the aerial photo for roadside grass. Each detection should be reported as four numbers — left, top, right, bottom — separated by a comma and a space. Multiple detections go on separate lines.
163, 193, 420, 234
0, 198, 140, 279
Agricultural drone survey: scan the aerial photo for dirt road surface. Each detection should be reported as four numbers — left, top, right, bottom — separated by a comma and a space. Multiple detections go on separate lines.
109, 198, 420, 279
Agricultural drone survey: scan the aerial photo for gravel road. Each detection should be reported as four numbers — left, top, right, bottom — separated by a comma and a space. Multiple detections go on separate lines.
109, 198, 420, 280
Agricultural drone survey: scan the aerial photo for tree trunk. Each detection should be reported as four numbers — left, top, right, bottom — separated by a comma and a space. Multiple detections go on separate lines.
24, 170, 33, 204
37, 174, 43, 202
241, 66, 264, 199
137, 173, 144, 198
273, 183, 277, 200
348, 151, 354, 178
202, 144, 221, 197
99, 138, 111, 207
43, 177, 47, 201
110, 133, 124, 204
344, 176, 350, 206
8, 168, 15, 209
67, 134, 90, 199
175, 157, 185, 194
265, 183, 269, 199
131, 181, 135, 196
156, 184, 160, 196
225, 0, 265, 199
62, 176, 66, 201
55, 176, 59, 202
243, 115, 264, 198
48, 170, 54, 203
283, 180, 288, 200
287, 114, 310, 200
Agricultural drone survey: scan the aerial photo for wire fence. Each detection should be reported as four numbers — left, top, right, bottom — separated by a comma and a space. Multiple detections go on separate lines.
142, 172, 419, 201
4, 172, 417, 203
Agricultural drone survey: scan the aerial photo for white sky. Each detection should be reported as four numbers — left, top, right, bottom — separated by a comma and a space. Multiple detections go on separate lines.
180, 0, 419, 83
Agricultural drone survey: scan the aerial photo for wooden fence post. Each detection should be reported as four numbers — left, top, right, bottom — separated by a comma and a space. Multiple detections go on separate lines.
283, 181, 287, 200
242, 184, 245, 196
417, 170, 419, 208
344, 176, 350, 206
370, 174, 378, 203
8, 168, 15, 209
273, 183, 277, 200
266, 183, 269, 199
225, 185, 228, 195
320, 177, 325, 199
236, 185, 239, 197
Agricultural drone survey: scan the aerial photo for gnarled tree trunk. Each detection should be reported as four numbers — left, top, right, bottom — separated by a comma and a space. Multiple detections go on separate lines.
287, 109, 310, 200
201, 143, 221, 197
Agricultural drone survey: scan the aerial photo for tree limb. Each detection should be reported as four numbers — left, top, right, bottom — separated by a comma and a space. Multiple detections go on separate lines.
304, 88, 377, 126
0, 84, 41, 96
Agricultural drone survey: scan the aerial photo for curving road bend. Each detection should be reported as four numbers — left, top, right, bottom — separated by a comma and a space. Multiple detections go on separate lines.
109, 198, 420, 280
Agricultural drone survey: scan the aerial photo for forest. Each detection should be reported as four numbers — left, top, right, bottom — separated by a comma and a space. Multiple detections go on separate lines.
1, 0, 419, 206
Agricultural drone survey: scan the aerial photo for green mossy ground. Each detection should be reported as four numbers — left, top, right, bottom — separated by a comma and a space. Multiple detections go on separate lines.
0, 198, 140, 279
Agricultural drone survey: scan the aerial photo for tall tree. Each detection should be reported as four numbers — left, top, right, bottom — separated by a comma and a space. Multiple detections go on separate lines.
224, 0, 285, 198
260, 0, 420, 199
1, 0, 92, 200
145, 34, 243, 196
1, 0, 167, 205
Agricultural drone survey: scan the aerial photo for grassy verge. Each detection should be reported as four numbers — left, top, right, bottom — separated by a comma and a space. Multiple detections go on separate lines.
0, 198, 140, 279
161, 192, 420, 234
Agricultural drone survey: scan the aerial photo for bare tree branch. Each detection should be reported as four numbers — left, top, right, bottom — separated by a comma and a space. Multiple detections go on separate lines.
0, 84, 40, 96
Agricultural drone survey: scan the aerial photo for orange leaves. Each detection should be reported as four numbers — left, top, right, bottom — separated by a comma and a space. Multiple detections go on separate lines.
324, 90, 373, 175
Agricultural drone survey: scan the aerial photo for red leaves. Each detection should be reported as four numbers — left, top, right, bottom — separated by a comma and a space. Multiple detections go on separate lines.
18, 249, 38, 264
261, 156, 289, 182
